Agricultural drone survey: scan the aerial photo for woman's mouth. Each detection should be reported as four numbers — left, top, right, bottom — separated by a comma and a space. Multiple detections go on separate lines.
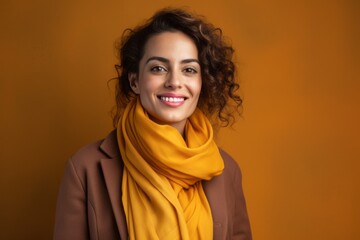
157, 95, 187, 107
159, 96, 185, 103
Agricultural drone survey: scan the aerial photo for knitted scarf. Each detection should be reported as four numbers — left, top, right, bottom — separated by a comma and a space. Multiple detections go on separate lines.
117, 97, 224, 240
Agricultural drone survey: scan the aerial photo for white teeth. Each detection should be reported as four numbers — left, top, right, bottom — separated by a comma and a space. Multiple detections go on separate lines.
160, 96, 185, 102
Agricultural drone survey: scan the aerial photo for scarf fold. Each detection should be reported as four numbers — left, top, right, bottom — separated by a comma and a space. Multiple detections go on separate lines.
117, 97, 224, 240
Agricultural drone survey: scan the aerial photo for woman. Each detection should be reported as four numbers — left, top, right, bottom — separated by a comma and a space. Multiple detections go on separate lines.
54, 8, 252, 240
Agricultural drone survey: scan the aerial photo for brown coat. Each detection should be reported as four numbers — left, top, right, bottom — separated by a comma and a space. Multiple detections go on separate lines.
54, 130, 252, 240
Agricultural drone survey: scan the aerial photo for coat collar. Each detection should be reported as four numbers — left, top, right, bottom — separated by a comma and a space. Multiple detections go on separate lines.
99, 130, 128, 239
99, 129, 120, 158
98, 129, 226, 239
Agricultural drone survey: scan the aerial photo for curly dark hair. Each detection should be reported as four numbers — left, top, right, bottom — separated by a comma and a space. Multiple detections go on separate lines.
113, 8, 242, 127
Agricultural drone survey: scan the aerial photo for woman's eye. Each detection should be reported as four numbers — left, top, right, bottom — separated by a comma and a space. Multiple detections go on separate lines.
184, 68, 197, 74
151, 66, 167, 72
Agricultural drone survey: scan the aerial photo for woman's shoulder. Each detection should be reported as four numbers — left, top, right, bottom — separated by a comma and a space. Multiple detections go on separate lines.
218, 148, 243, 178
67, 130, 119, 172
219, 149, 241, 169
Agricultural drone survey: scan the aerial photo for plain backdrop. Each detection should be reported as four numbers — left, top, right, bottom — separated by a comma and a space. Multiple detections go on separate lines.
0, 0, 359, 239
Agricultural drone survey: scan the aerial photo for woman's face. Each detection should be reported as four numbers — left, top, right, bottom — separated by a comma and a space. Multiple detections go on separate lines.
129, 31, 202, 135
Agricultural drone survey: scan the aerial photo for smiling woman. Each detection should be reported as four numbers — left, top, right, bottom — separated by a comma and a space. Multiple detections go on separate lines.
129, 31, 202, 134
54, 8, 252, 240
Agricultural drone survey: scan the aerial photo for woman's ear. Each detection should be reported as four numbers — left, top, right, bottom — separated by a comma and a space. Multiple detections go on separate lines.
128, 73, 140, 94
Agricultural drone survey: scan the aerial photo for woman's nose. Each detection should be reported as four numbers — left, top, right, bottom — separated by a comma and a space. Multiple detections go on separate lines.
164, 71, 182, 89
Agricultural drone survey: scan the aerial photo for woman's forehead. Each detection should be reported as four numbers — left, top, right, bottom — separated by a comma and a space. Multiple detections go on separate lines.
142, 31, 199, 62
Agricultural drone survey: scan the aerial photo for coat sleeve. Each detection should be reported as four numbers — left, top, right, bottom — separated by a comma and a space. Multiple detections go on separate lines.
232, 161, 252, 240
53, 158, 90, 240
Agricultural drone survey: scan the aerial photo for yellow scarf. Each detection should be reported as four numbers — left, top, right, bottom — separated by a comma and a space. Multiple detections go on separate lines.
117, 97, 224, 240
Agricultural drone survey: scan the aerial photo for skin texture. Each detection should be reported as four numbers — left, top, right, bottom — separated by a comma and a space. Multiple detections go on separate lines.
129, 31, 202, 136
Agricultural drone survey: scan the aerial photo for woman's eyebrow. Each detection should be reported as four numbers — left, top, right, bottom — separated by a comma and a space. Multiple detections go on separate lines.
146, 56, 199, 64
181, 59, 200, 64
146, 56, 169, 64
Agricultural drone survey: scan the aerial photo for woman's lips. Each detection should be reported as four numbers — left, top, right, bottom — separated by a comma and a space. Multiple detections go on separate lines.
158, 95, 186, 107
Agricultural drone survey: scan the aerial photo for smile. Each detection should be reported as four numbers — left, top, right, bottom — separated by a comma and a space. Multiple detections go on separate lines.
159, 96, 185, 102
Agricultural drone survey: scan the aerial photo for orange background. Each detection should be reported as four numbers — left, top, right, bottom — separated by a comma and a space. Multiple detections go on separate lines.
1, 0, 359, 239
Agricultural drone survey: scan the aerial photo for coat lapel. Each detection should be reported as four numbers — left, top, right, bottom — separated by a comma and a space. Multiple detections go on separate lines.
99, 130, 128, 239
203, 167, 228, 239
